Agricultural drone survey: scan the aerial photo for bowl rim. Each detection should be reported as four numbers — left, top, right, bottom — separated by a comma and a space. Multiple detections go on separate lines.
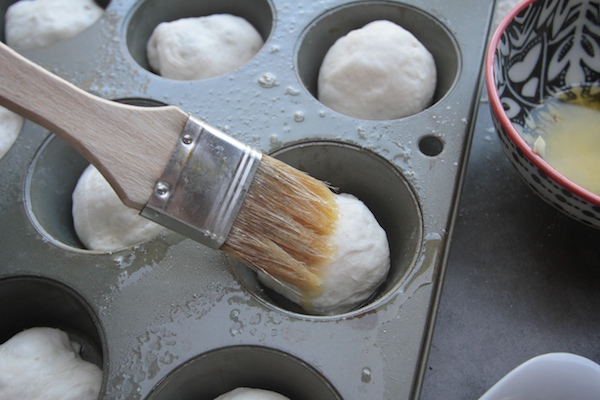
485, 0, 600, 207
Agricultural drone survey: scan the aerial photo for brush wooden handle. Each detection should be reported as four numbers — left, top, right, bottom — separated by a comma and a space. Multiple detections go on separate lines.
0, 42, 189, 209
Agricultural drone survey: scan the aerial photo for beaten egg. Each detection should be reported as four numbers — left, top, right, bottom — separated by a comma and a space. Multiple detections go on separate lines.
525, 84, 600, 196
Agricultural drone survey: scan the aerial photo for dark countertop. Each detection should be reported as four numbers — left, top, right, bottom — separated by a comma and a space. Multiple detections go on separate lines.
421, 99, 600, 399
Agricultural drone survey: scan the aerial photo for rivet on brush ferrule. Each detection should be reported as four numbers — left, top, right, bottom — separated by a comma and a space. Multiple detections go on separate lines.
141, 116, 262, 249
155, 182, 169, 196
181, 133, 194, 145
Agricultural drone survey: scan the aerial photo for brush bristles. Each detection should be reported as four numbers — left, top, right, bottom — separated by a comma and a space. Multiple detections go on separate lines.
221, 155, 339, 292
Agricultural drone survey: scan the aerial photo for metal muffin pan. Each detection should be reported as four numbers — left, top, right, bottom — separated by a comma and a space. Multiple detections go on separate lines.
0, 0, 495, 398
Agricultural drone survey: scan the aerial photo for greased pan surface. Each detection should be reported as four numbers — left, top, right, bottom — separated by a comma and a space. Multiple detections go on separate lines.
0, 0, 495, 398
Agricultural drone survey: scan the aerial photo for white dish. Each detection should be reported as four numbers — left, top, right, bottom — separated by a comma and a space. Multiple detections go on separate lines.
480, 353, 600, 400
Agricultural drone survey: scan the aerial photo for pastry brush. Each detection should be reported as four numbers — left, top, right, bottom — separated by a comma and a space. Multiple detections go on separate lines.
0, 42, 338, 292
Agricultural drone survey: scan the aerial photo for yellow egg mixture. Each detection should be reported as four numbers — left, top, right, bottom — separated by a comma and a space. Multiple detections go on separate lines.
526, 85, 600, 196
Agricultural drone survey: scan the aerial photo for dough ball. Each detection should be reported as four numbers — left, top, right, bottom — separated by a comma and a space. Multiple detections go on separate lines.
72, 164, 164, 251
147, 14, 263, 80
0, 327, 102, 400
317, 20, 437, 120
214, 387, 290, 400
259, 193, 390, 315
5, 0, 104, 51
0, 106, 24, 160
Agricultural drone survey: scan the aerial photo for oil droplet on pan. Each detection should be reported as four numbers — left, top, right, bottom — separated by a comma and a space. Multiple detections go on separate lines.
361, 367, 372, 383
258, 73, 277, 88
230, 321, 243, 336
286, 86, 300, 96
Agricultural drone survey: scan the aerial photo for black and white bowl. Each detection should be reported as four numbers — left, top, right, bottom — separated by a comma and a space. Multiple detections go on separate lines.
486, 0, 600, 228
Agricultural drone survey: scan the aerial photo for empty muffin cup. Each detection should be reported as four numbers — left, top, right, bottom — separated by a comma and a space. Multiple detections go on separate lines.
230, 141, 423, 317
125, 0, 274, 75
147, 345, 341, 400
0, 276, 105, 369
295, 1, 460, 119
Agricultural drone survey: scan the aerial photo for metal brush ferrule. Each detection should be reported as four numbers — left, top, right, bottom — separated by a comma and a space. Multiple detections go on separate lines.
141, 116, 262, 249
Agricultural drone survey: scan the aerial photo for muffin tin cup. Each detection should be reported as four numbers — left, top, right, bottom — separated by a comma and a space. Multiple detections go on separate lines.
232, 141, 423, 317
0, 276, 105, 367
0, 0, 496, 398
146, 345, 342, 400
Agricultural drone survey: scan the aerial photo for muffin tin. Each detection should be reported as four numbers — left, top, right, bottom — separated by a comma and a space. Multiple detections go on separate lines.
0, 0, 495, 398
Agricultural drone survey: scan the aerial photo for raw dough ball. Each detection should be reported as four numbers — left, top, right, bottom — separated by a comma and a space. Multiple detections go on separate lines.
72, 164, 164, 251
259, 193, 390, 315
318, 20, 437, 120
214, 387, 290, 400
147, 14, 263, 80
0, 327, 102, 400
0, 106, 24, 160
5, 0, 104, 51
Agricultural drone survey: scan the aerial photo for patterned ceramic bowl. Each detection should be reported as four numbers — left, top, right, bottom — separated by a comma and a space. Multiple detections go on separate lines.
486, 0, 600, 229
